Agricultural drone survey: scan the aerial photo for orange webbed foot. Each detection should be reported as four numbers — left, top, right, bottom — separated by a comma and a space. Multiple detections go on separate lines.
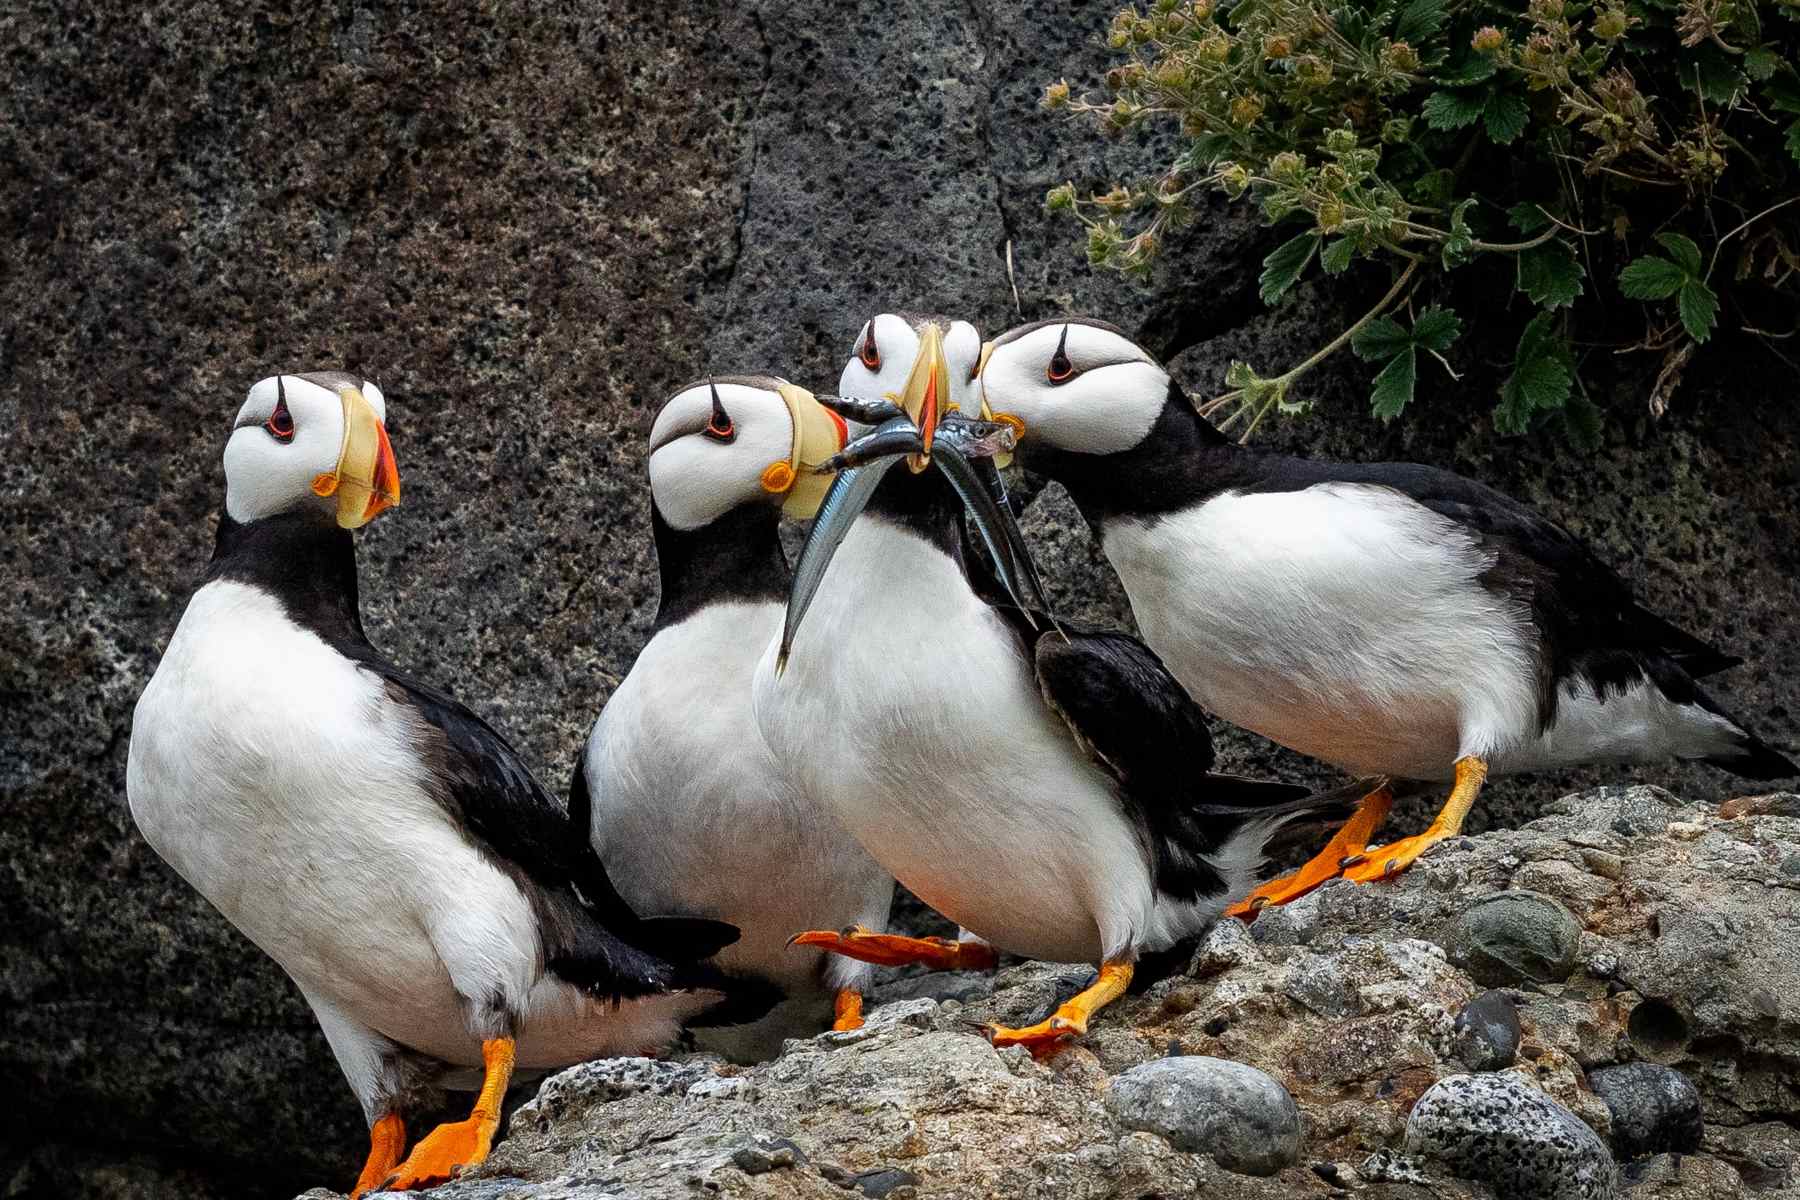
1341, 757, 1488, 883
790, 925, 998, 972
979, 960, 1134, 1061
1227, 784, 1394, 920
1340, 828, 1457, 881
380, 1115, 495, 1191
349, 1112, 406, 1199
380, 1036, 514, 1192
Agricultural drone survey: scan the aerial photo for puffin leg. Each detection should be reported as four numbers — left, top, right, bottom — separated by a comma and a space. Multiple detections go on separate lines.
1343, 757, 1488, 882
981, 959, 1134, 1060
381, 1037, 515, 1191
790, 925, 999, 972
1226, 783, 1395, 920
348, 1112, 406, 1199
832, 988, 865, 1032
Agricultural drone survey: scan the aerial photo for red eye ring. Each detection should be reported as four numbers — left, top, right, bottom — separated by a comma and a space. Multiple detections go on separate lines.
265, 379, 296, 442
859, 335, 880, 371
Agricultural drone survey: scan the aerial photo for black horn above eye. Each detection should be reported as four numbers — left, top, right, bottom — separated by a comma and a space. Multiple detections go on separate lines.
1047, 325, 1075, 385
704, 383, 737, 443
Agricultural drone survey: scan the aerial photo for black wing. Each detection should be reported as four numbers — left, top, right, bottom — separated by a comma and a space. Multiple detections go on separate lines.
1357, 462, 1740, 680
1030, 624, 1312, 904
353, 654, 740, 999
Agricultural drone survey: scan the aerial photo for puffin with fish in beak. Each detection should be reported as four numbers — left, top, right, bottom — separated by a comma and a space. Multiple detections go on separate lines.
976, 317, 1796, 915
756, 316, 1361, 1054
578, 374, 942, 1059
127, 373, 750, 1195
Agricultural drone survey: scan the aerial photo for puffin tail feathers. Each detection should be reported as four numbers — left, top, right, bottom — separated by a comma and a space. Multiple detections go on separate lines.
1711, 731, 1798, 781
634, 914, 743, 962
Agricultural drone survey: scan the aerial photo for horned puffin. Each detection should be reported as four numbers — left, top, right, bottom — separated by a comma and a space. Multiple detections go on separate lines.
127, 373, 747, 1196
755, 317, 1356, 1053
578, 375, 991, 1060
977, 318, 1797, 912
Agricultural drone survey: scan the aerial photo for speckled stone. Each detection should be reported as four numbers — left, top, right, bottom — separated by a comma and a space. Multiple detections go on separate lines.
1405, 1072, 1618, 1199
1104, 1056, 1303, 1176
1588, 1062, 1704, 1159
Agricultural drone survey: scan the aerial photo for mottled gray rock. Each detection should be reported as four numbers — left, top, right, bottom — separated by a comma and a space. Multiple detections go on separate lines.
1450, 891, 1584, 986
1406, 1073, 1618, 1199
1453, 990, 1522, 1070
1104, 1056, 1303, 1176
1589, 1063, 1703, 1159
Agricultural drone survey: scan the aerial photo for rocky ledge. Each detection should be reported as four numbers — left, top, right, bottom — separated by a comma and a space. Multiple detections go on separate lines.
304, 785, 1800, 1200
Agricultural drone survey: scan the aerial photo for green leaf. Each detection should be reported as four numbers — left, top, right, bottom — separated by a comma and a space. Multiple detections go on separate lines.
1681, 46, 1747, 105
1496, 313, 1573, 434
1435, 55, 1498, 86
1352, 315, 1413, 361
1442, 198, 1477, 269
1619, 256, 1687, 299
1412, 305, 1463, 353
1320, 237, 1356, 275
1508, 202, 1552, 235
1369, 349, 1418, 422
1394, 0, 1448, 44
1745, 46, 1780, 82
1517, 240, 1586, 309
1422, 89, 1486, 130
1483, 92, 1530, 144
1768, 73, 1800, 115
1653, 232, 1704, 277
1677, 279, 1719, 342
1561, 387, 1603, 449
1259, 232, 1319, 305
1787, 120, 1800, 166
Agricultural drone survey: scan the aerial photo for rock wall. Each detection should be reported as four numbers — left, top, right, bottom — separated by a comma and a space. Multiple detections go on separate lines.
4, 2, 1796, 1197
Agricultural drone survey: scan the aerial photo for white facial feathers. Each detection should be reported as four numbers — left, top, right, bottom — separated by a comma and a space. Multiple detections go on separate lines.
647, 380, 796, 531
981, 321, 1169, 456
223, 373, 386, 525
840, 314, 984, 431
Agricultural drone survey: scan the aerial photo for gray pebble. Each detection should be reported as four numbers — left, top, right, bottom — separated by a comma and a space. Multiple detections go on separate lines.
1104, 1056, 1302, 1176
1406, 1072, 1618, 1199
1453, 989, 1522, 1070
1588, 1062, 1703, 1159
730, 1137, 805, 1174
1451, 891, 1583, 986
852, 1167, 919, 1197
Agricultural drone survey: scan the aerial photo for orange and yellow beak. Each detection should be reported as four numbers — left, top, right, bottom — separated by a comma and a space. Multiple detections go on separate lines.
766, 383, 850, 520
895, 324, 950, 474
312, 386, 401, 529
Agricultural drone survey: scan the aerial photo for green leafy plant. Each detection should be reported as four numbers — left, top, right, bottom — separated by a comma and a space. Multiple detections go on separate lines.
1043, 0, 1800, 439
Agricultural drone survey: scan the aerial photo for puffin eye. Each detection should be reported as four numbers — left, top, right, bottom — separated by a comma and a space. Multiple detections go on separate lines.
703, 383, 737, 444
265, 379, 296, 443
1047, 326, 1075, 385
859, 331, 880, 371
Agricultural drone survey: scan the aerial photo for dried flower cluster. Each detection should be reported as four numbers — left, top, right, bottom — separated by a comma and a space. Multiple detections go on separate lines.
1045, 0, 1800, 438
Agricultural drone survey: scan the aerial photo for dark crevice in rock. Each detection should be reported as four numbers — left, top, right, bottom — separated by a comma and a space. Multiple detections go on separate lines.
964, 0, 1020, 323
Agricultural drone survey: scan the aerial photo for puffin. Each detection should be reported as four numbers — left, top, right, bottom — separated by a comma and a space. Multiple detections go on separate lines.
127, 373, 750, 1197
976, 317, 1797, 913
756, 316, 1359, 1053
576, 374, 992, 1061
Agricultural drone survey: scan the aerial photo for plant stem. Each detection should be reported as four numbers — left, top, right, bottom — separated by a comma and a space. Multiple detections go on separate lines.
1271, 259, 1420, 389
